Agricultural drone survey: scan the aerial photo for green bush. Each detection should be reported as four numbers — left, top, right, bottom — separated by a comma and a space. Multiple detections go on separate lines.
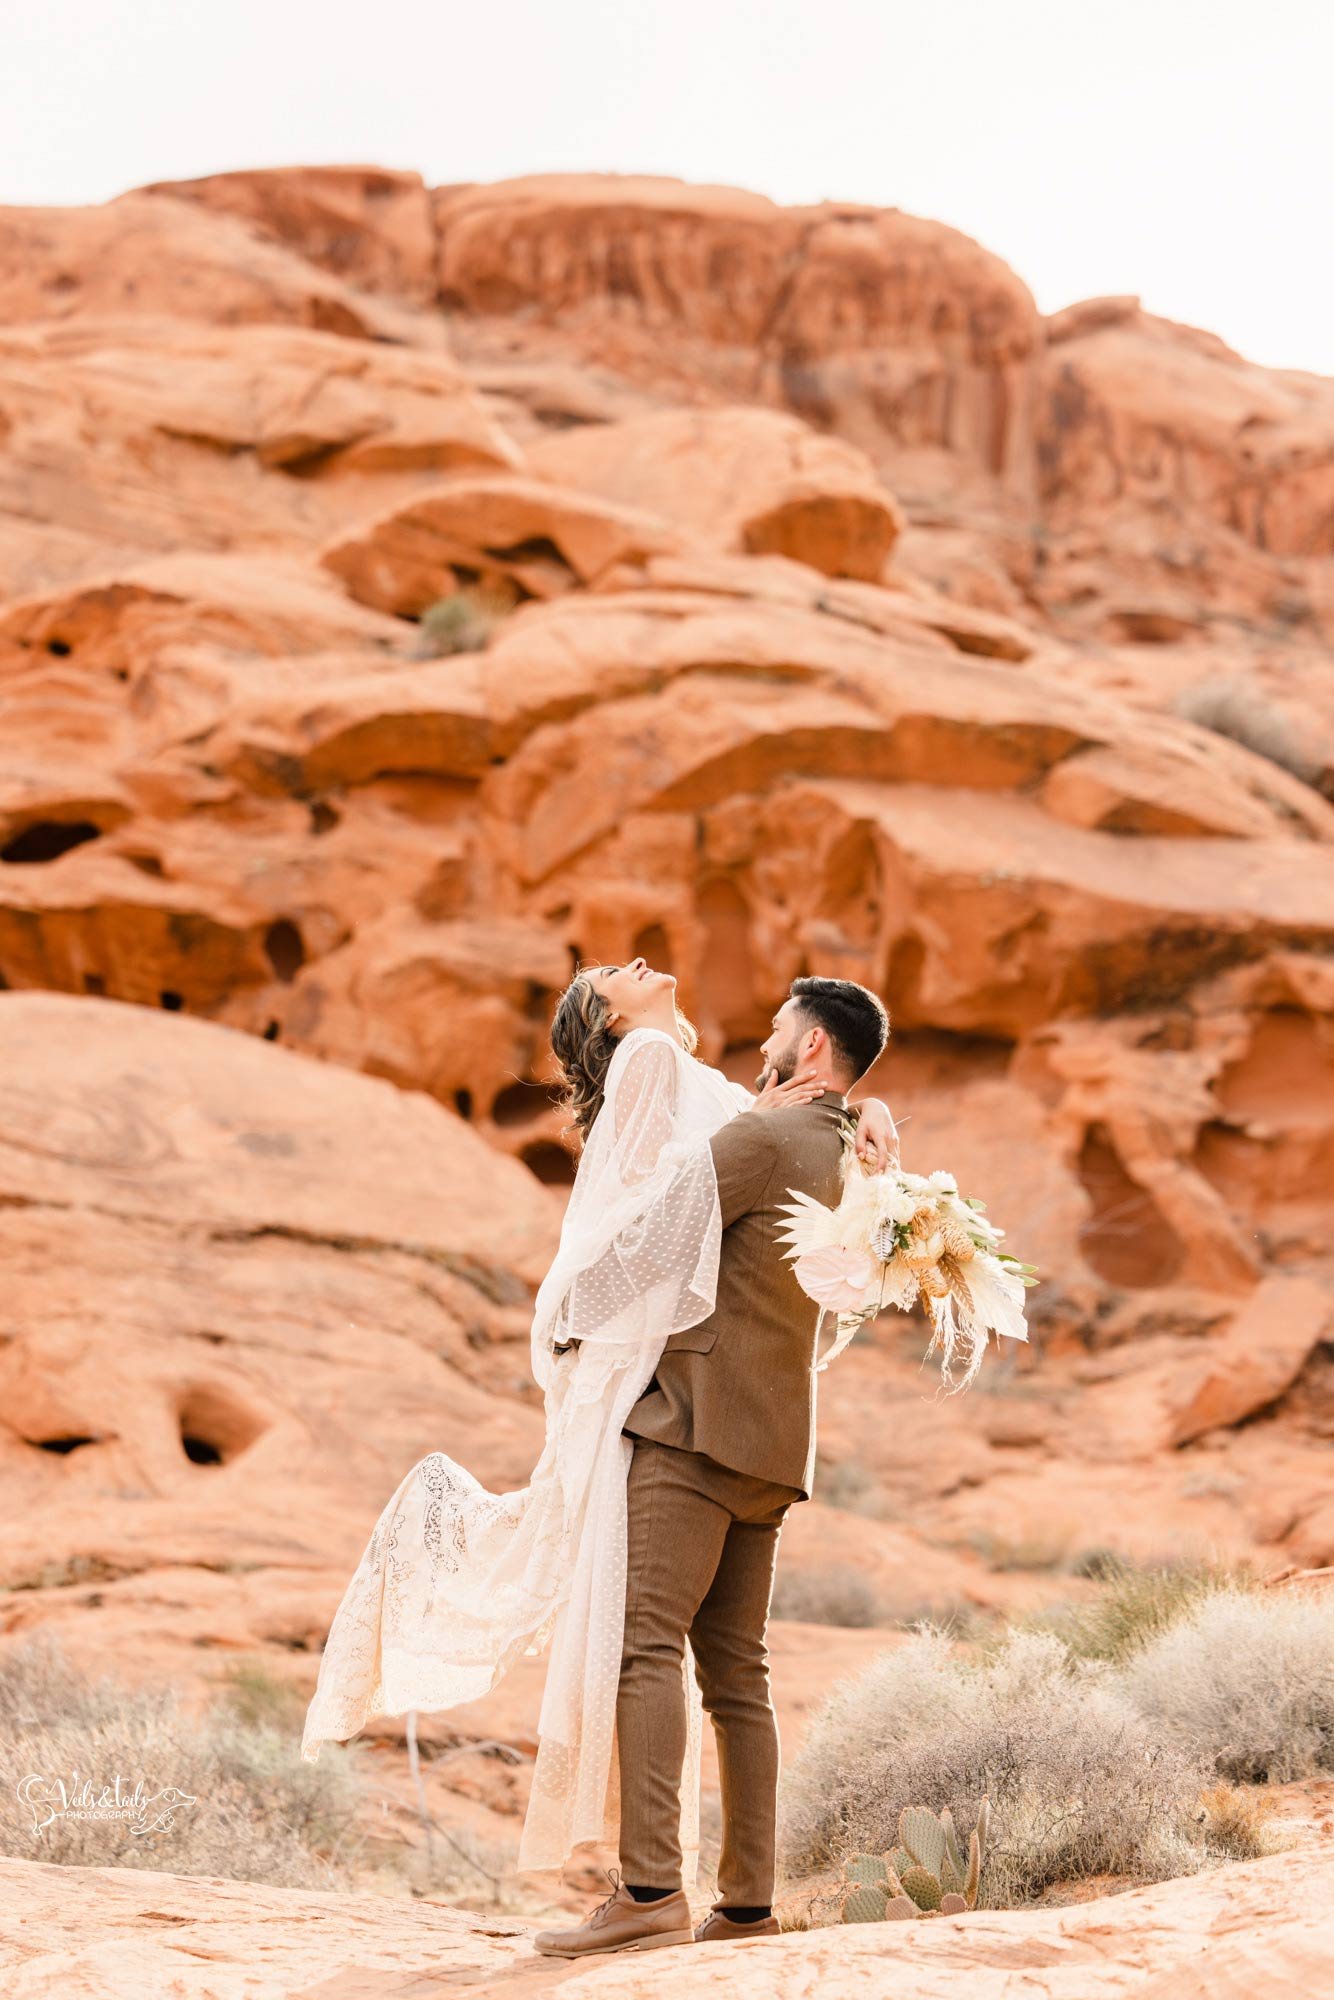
414, 584, 514, 658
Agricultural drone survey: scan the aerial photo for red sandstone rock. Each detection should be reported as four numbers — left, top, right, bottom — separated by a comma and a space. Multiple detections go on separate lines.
0, 194, 400, 338
144, 164, 441, 302
0, 994, 557, 1669
434, 175, 1042, 491
321, 473, 682, 612
528, 407, 903, 580
3, 1842, 1332, 1997
0, 319, 520, 598
1166, 1275, 1334, 1446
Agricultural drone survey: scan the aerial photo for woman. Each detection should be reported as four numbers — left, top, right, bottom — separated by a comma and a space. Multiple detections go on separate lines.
301, 956, 896, 1885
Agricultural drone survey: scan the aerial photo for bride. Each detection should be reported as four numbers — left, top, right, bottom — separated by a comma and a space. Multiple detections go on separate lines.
300, 955, 896, 1885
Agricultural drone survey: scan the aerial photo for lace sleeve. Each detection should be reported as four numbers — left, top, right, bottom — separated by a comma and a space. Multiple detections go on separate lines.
612, 1037, 681, 1186
530, 1030, 723, 1367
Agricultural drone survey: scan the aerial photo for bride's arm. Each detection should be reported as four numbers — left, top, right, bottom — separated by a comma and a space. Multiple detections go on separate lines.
724, 1077, 899, 1170
849, 1096, 900, 1171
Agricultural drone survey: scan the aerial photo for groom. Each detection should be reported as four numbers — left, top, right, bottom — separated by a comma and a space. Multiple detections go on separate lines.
535, 976, 890, 1956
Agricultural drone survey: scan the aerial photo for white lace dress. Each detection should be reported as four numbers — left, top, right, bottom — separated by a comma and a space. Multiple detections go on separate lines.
301, 1028, 753, 1885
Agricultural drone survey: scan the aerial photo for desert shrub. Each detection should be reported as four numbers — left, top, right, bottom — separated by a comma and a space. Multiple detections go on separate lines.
965, 1527, 1072, 1573
814, 1454, 887, 1517
216, 1658, 308, 1732
778, 1628, 1208, 1905
772, 1564, 888, 1628
400, 1825, 526, 1908
1174, 679, 1319, 784
1030, 1556, 1251, 1663
1115, 1587, 1334, 1783
414, 583, 514, 658
0, 1632, 363, 1887
1197, 1781, 1281, 1860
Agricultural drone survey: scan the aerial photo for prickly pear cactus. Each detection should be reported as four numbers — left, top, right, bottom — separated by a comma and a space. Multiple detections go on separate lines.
898, 1805, 946, 1877
839, 1799, 991, 1923
841, 1880, 889, 1923
844, 1853, 889, 1889
898, 1863, 943, 1911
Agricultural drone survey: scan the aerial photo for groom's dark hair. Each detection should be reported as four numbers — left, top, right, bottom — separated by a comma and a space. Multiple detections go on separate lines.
789, 976, 889, 1083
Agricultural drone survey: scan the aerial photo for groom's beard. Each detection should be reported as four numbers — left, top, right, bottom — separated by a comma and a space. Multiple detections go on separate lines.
756, 1045, 799, 1091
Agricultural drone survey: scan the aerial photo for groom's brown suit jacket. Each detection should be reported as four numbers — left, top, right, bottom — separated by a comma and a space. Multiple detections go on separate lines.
622, 1095, 850, 1503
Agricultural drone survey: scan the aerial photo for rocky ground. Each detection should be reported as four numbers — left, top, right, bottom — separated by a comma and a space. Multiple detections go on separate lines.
4, 1840, 1334, 1999
1, 165, 1332, 1951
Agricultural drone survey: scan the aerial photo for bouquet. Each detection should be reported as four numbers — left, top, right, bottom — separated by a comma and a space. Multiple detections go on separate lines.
776, 1162, 1037, 1391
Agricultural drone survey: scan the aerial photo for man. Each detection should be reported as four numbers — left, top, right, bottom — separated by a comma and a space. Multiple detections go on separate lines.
534, 976, 891, 1956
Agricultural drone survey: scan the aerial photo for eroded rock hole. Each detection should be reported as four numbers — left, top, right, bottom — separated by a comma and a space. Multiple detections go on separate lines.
522, 1140, 577, 1187
1, 820, 101, 865
492, 1080, 549, 1127
177, 1385, 267, 1467
454, 1088, 474, 1120
698, 879, 759, 1043
159, 991, 184, 1011
633, 923, 672, 973
484, 536, 569, 573
309, 800, 341, 836
886, 934, 926, 1019
46, 638, 72, 657
34, 1434, 99, 1454
264, 919, 305, 984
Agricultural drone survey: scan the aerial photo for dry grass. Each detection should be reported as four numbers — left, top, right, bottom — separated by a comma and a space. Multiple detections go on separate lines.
1027, 1556, 1252, 1663
214, 1658, 309, 1733
398, 1825, 527, 1908
771, 1564, 890, 1628
1174, 679, 1320, 784
1197, 1781, 1282, 1861
813, 1453, 891, 1518
1115, 1587, 1334, 1783
0, 1632, 363, 1888
778, 1628, 1211, 1906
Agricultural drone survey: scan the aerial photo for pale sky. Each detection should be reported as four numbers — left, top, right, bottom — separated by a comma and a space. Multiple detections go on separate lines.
7, 0, 1333, 375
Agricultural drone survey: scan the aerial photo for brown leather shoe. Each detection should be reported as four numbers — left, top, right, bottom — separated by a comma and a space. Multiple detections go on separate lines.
695, 1908, 781, 1942
533, 1868, 695, 1957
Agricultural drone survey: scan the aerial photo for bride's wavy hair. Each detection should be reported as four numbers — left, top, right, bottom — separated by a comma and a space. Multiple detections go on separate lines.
550, 967, 698, 1142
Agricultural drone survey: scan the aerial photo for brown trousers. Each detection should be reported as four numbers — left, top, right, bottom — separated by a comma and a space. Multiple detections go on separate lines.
615, 1433, 801, 1906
